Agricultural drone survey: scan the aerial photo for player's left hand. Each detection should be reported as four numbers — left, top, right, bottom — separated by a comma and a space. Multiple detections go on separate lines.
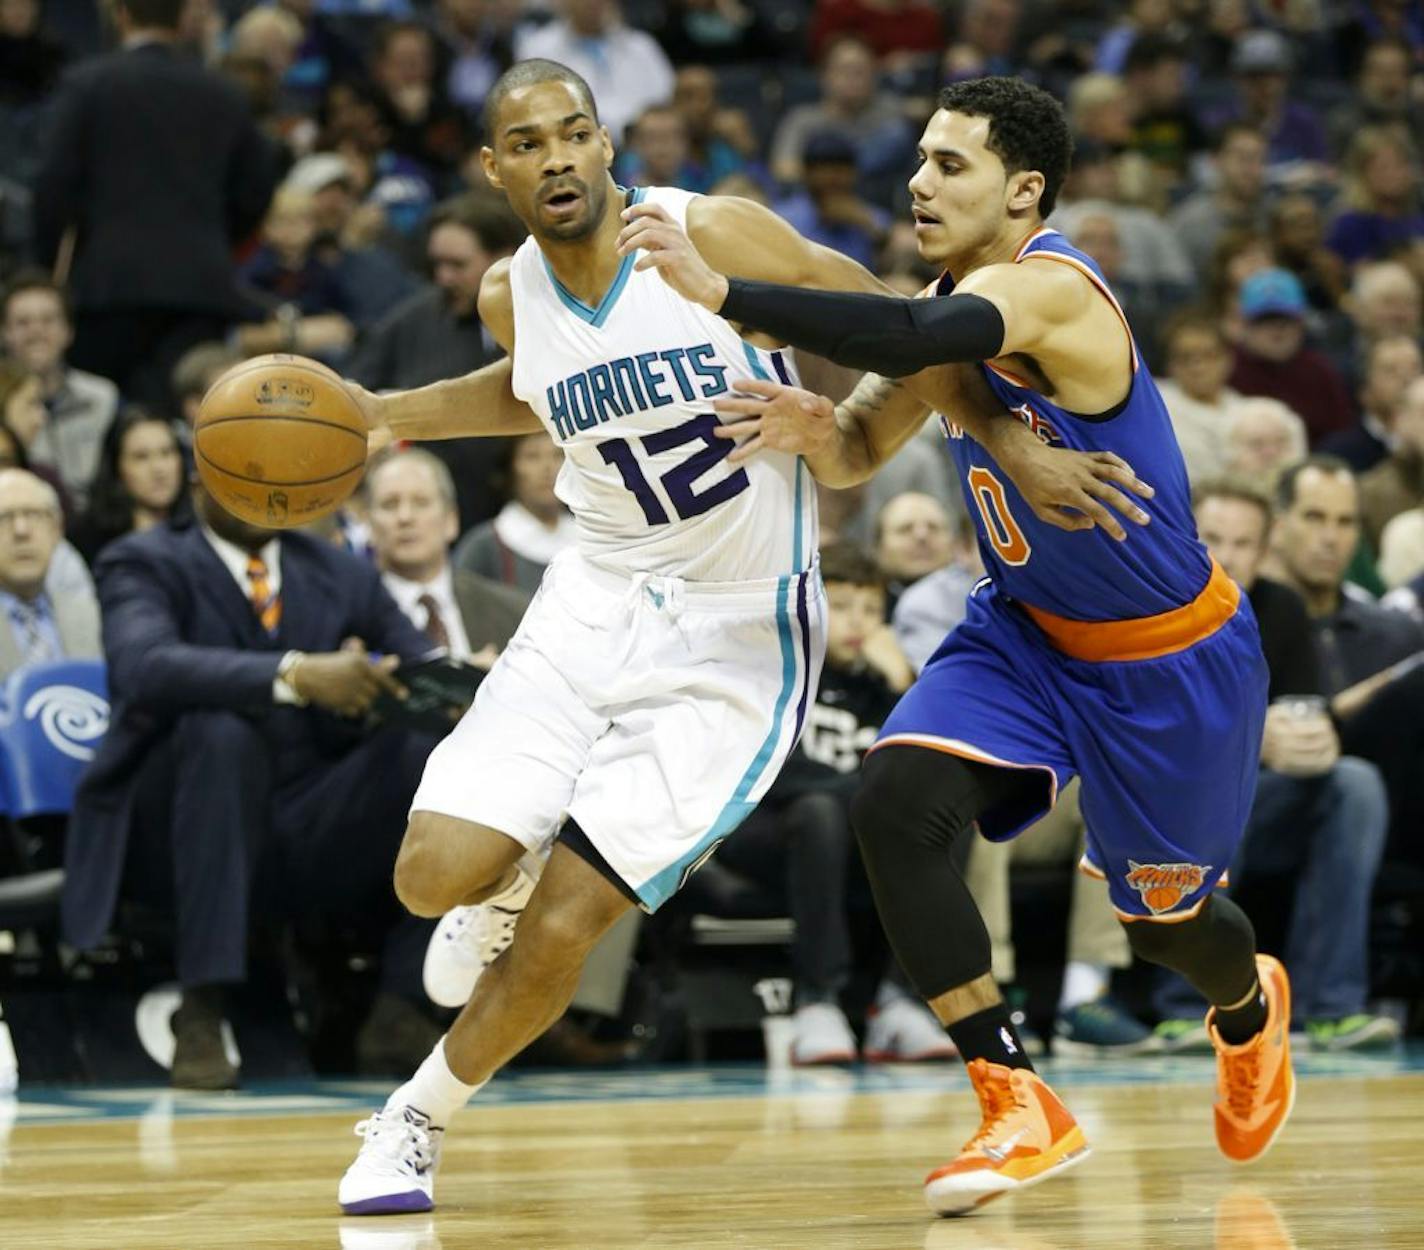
711, 378, 835, 463
995, 421, 1154, 542
617, 202, 730, 312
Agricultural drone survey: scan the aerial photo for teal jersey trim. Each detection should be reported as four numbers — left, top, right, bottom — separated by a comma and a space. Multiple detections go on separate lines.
635, 575, 799, 911
541, 187, 647, 328
742, 340, 771, 380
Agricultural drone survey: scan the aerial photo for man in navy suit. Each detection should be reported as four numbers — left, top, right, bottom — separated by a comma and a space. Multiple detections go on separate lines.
63, 478, 439, 1088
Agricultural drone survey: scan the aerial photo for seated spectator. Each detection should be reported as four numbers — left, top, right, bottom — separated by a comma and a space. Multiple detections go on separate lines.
1206, 29, 1329, 172
70, 408, 187, 567
170, 342, 243, 433
671, 67, 754, 193
772, 132, 890, 271
620, 105, 700, 193
769, 35, 914, 194
282, 153, 420, 330
453, 432, 575, 593
515, 0, 675, 143
1223, 396, 1309, 491
1066, 72, 1135, 153
652, 0, 784, 67
1154, 481, 1398, 1052
227, 5, 309, 156
1094, 0, 1177, 74
350, 193, 526, 528
1202, 227, 1275, 341
365, 447, 529, 665
1230, 268, 1355, 446
430, 0, 519, 122
1, 272, 118, 512
238, 187, 356, 354
714, 543, 952, 1064
1167, 122, 1270, 279
810, 0, 945, 64
0, 0, 67, 111
370, 21, 472, 181
942, 0, 1027, 81
1358, 375, 1424, 549
1157, 314, 1248, 483
1326, 36, 1424, 161
875, 491, 953, 607
1348, 260, 1423, 351
1269, 193, 1347, 313
63, 475, 442, 1089
0, 468, 100, 679
0, 363, 73, 519
1326, 127, 1424, 268
1122, 33, 1207, 191
891, 511, 981, 672
1063, 209, 1163, 358
1320, 335, 1423, 472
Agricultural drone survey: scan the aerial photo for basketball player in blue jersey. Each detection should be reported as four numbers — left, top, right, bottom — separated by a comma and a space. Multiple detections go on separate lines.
335, 63, 1154, 1217
622, 76, 1293, 1216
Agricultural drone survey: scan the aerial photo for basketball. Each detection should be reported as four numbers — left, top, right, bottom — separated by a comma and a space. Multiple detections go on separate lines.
194, 353, 368, 528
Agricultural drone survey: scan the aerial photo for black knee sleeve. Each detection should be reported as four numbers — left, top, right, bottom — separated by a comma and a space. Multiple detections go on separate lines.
1125, 893, 1259, 1005
850, 746, 1028, 1000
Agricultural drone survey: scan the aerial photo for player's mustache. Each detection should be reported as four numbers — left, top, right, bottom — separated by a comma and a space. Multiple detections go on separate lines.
538, 177, 588, 204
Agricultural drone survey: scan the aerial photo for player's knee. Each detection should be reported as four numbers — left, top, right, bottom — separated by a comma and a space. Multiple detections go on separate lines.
851, 746, 977, 859
393, 813, 497, 917
1123, 910, 1204, 966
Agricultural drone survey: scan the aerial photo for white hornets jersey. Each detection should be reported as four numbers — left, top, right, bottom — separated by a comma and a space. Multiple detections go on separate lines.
508, 185, 816, 583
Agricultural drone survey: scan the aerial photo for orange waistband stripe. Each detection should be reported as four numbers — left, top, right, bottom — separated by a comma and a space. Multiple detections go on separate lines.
1020, 560, 1239, 663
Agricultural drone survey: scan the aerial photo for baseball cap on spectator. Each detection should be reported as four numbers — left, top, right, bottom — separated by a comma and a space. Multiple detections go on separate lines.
802, 130, 859, 168
1240, 268, 1307, 321
1231, 30, 1291, 75
284, 153, 353, 195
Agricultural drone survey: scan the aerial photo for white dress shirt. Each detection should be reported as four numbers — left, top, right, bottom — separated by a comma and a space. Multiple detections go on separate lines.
382, 565, 472, 661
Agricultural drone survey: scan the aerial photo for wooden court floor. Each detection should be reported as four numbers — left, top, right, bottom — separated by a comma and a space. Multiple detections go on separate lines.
2, 1053, 1422, 1249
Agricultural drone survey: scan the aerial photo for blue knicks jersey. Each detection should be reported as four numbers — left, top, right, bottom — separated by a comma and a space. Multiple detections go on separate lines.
937, 228, 1212, 622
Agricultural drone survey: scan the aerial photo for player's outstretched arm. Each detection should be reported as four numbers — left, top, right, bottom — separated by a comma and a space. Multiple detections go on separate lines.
344, 258, 543, 442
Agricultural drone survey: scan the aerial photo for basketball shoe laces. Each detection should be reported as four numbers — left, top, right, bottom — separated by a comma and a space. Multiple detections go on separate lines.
353, 1106, 439, 1178
964, 1059, 1022, 1151
1222, 1048, 1263, 1121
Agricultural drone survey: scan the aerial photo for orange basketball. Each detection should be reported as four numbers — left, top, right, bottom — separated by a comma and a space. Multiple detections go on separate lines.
1143, 886, 1181, 913
194, 353, 367, 529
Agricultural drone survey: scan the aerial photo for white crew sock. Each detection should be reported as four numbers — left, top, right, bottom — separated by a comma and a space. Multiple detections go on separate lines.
1059, 961, 1110, 1012
385, 1036, 485, 1128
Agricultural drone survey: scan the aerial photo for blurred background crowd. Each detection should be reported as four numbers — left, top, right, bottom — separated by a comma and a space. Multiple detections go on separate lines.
0, 0, 1422, 1088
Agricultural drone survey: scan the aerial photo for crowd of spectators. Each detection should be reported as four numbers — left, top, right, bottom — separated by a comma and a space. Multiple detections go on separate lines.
0, 0, 1422, 1082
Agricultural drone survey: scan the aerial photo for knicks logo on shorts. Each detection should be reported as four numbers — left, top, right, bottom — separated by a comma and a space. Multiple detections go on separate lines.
1126, 860, 1212, 914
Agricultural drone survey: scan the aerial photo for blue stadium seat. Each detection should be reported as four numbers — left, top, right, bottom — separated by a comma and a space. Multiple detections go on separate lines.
0, 660, 109, 821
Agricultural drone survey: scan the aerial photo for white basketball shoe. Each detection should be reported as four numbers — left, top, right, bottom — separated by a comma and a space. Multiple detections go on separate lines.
422, 862, 538, 1009
338, 1104, 444, 1216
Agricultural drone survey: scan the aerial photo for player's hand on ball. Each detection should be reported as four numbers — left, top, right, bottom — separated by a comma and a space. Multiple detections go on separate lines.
291, 641, 407, 717
342, 379, 393, 450
617, 202, 730, 312
712, 379, 837, 463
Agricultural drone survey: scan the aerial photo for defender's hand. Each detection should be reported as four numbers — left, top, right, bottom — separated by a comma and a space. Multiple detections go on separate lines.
712, 379, 836, 463
617, 202, 730, 312
992, 421, 1154, 542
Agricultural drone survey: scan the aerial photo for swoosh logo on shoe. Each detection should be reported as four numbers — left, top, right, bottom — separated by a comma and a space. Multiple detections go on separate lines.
982, 1128, 1029, 1163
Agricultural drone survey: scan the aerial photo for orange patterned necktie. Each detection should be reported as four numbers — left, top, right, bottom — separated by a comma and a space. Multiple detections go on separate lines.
246, 555, 282, 636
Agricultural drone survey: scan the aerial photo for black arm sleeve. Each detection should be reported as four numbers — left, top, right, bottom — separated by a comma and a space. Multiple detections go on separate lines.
718, 280, 1006, 377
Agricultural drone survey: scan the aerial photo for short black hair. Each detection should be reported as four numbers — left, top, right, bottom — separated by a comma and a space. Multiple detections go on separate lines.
819, 540, 886, 590
936, 77, 1073, 218
1, 268, 71, 325
1124, 32, 1188, 74
428, 193, 528, 256
117, 0, 185, 30
482, 59, 598, 144
1275, 454, 1355, 512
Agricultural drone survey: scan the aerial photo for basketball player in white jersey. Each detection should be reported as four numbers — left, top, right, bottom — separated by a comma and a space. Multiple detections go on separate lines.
338, 59, 1151, 1216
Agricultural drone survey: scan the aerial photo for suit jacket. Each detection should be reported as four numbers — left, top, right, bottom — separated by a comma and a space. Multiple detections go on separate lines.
62, 519, 430, 951
0, 581, 103, 678
33, 42, 278, 316
452, 570, 529, 652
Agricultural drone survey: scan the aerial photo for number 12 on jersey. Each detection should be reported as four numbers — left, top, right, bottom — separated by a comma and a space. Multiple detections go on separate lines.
599, 412, 750, 525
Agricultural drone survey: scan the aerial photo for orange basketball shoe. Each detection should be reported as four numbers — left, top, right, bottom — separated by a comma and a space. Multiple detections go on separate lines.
1208, 954, 1296, 1164
923, 1059, 1090, 1216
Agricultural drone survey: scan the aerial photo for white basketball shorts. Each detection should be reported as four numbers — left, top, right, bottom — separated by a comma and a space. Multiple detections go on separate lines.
410, 549, 826, 911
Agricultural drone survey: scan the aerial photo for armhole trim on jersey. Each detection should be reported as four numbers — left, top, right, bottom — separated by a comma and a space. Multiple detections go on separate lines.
540, 187, 648, 328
